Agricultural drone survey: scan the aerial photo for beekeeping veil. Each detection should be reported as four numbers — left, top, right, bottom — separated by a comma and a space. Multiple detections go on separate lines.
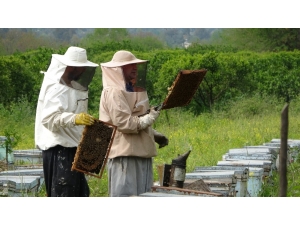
101, 50, 148, 92
100, 50, 149, 118
48, 46, 99, 90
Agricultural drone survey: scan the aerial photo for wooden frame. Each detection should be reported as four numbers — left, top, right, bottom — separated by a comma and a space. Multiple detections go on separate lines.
71, 120, 117, 179
161, 69, 207, 110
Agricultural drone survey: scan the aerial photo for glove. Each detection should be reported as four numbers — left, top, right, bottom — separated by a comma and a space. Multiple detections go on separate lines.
138, 107, 160, 130
74, 113, 95, 126
153, 129, 169, 148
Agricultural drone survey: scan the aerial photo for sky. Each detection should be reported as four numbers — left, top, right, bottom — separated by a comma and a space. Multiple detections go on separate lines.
2, 1, 299, 28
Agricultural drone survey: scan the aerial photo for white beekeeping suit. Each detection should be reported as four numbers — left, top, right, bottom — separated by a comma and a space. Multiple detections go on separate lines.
35, 46, 98, 150
35, 46, 99, 197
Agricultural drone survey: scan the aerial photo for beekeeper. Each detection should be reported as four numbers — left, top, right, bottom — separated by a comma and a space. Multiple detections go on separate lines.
99, 50, 169, 197
35, 46, 99, 197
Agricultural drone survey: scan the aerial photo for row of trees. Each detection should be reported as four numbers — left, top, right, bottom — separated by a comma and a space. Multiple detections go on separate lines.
2, 28, 300, 114
2, 42, 300, 115
0, 28, 93, 54
211, 28, 300, 52
0, 28, 216, 55
2, 28, 300, 55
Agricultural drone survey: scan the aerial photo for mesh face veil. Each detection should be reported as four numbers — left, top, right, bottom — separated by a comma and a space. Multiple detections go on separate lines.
134, 62, 148, 92
123, 62, 148, 92
71, 67, 96, 91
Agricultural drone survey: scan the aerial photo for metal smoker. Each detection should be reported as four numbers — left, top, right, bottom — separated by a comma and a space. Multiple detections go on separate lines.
162, 150, 191, 188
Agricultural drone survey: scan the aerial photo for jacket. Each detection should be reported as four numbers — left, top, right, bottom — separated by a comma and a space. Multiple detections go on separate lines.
99, 66, 157, 158
35, 57, 88, 150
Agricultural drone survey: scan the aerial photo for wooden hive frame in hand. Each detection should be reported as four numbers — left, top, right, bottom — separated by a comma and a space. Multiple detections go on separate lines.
71, 120, 117, 178
161, 69, 207, 110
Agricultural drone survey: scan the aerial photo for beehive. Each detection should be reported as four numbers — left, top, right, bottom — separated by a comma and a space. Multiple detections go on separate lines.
72, 120, 116, 178
161, 69, 207, 110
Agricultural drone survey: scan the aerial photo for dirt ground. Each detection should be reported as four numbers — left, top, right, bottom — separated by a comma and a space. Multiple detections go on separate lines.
183, 179, 211, 192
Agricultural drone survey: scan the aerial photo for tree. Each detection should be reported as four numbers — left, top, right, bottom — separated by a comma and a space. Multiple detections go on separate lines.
211, 28, 300, 52
162, 28, 186, 48
1, 129, 20, 165
81, 28, 130, 47
129, 31, 167, 50
0, 29, 64, 55
0, 56, 35, 106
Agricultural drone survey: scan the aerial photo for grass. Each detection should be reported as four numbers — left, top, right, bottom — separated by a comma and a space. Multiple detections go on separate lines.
152, 110, 283, 179
259, 154, 300, 197
2, 94, 300, 197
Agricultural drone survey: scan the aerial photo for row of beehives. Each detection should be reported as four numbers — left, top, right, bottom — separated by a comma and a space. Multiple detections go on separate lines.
0, 147, 43, 197
0, 167, 44, 197
140, 138, 300, 197
1, 138, 300, 197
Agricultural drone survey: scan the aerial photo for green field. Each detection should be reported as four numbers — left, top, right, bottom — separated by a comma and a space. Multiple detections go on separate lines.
1, 94, 300, 197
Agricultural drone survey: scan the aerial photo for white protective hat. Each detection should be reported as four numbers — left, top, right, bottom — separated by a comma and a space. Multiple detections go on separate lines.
52, 46, 98, 67
101, 50, 148, 67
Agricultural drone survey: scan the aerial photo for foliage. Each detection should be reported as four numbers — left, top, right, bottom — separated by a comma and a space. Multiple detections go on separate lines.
0, 56, 35, 107
186, 43, 238, 54
145, 49, 186, 104
83, 39, 166, 58
0, 29, 67, 55
212, 28, 300, 52
3, 29, 300, 197
2, 94, 300, 197
250, 51, 300, 102
151, 51, 255, 114
81, 28, 130, 47
0, 97, 36, 149
153, 54, 196, 103
80, 28, 167, 57
1, 128, 20, 164
0, 28, 219, 56
128, 33, 167, 51
212, 94, 285, 119
259, 159, 300, 197
0, 47, 66, 108
4, 46, 300, 116
88, 51, 128, 115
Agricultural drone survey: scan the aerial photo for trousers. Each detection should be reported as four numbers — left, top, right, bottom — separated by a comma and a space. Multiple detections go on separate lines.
107, 156, 153, 197
42, 145, 89, 197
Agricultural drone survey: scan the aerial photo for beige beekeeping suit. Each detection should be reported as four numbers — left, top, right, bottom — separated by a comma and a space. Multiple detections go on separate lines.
99, 52, 157, 159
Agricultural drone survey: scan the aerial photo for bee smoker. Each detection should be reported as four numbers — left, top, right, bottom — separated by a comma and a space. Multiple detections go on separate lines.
163, 150, 191, 188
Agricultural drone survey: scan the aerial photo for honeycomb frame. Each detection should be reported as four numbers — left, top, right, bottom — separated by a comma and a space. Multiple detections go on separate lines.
71, 120, 117, 178
161, 69, 207, 110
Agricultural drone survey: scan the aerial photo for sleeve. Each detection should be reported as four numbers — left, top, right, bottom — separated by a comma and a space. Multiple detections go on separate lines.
41, 87, 76, 132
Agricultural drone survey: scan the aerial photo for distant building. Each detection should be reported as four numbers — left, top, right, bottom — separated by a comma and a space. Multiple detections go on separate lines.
182, 39, 192, 49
